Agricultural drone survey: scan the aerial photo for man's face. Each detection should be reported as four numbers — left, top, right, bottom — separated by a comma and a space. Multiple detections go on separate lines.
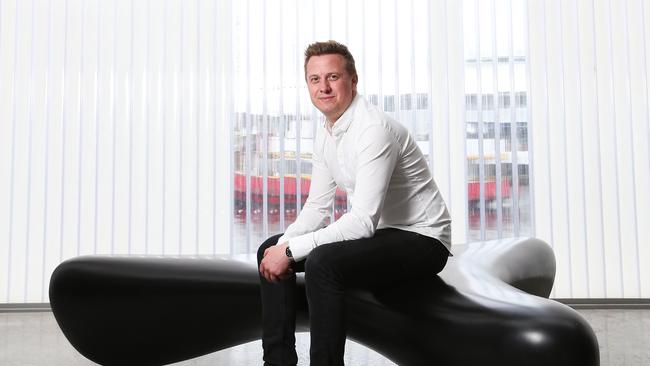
305, 54, 358, 123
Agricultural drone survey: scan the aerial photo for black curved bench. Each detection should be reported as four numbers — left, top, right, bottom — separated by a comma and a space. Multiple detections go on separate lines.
49, 237, 599, 366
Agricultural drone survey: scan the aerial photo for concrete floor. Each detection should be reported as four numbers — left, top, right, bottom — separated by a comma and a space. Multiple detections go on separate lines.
0, 309, 648, 365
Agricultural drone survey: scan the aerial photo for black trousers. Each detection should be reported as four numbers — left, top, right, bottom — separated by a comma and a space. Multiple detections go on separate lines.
257, 228, 449, 366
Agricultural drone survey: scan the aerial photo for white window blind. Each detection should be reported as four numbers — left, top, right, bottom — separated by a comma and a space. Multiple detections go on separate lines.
230, 0, 477, 254
0, 0, 232, 303
527, 0, 650, 298
2, 0, 648, 304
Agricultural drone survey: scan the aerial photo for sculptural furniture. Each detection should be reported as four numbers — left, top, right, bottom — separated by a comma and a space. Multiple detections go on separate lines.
49, 237, 599, 365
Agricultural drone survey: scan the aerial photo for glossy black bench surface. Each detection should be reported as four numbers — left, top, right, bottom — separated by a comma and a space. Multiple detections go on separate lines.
49, 237, 599, 366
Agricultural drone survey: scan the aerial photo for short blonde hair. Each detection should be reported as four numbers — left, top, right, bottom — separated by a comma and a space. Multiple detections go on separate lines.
304, 40, 357, 78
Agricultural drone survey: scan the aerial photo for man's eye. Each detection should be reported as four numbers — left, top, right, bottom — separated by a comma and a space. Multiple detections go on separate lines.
310, 78, 319, 83
328, 75, 339, 80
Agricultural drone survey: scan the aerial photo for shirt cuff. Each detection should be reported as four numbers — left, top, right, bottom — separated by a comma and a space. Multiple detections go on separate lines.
276, 234, 289, 245
286, 232, 316, 262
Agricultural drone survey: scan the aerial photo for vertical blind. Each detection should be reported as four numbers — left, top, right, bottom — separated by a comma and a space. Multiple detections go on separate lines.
230, 0, 470, 254
1, 0, 648, 304
462, 0, 532, 243
0, 0, 232, 303
527, 0, 650, 298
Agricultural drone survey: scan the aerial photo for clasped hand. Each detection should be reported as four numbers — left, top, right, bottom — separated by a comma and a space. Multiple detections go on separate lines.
259, 242, 294, 283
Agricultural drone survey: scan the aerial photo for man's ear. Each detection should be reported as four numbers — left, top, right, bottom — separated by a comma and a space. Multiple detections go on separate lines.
352, 74, 359, 90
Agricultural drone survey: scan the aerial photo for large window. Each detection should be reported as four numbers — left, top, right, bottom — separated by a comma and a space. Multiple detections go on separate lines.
230, 0, 532, 253
463, 0, 531, 241
3, 0, 647, 304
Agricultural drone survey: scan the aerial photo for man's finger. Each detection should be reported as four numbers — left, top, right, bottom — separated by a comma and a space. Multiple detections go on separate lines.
279, 272, 293, 280
263, 267, 276, 283
262, 268, 270, 281
267, 272, 278, 283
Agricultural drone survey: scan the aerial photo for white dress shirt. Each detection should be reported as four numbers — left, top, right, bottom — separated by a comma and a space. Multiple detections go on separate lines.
277, 94, 451, 261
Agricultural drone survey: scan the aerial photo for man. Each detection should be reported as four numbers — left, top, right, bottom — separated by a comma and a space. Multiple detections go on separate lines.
258, 40, 451, 366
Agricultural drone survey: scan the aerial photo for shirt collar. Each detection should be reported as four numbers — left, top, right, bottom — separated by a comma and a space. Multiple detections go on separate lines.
325, 94, 362, 138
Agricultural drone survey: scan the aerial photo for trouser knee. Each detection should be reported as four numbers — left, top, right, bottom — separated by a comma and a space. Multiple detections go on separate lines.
304, 244, 341, 287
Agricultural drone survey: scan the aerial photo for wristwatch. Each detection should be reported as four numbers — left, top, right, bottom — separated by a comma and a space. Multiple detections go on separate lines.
285, 246, 294, 262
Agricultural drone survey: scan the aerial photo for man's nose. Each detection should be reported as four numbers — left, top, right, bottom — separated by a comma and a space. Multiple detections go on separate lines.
319, 79, 331, 93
